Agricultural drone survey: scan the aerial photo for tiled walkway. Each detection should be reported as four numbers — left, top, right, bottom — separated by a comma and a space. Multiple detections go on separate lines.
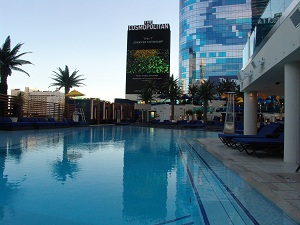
197, 138, 300, 223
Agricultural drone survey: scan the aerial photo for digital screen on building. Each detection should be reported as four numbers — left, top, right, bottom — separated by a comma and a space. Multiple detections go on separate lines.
126, 21, 170, 94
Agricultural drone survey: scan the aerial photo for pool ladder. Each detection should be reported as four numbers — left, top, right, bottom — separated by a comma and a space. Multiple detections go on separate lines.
75, 108, 86, 122
79, 108, 86, 122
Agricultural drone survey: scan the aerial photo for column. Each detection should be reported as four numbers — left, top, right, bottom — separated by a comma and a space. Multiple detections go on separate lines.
243, 91, 258, 135
284, 62, 300, 164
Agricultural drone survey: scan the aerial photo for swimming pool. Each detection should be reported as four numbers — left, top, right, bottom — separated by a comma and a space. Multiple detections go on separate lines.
0, 126, 297, 225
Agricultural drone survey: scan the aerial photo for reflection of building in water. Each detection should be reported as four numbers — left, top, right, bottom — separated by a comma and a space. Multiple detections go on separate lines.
122, 129, 176, 222
0, 151, 10, 220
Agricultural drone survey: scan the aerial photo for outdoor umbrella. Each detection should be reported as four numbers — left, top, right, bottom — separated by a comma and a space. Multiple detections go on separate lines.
65, 89, 85, 97
236, 97, 243, 103
65, 90, 85, 106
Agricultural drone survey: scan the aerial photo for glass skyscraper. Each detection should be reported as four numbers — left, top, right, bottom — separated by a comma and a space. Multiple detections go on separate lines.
179, 0, 252, 93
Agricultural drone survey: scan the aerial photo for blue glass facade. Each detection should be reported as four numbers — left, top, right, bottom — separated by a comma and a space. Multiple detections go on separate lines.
179, 0, 252, 92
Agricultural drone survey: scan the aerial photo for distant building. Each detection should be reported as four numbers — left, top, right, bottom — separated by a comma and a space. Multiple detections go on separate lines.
179, 0, 252, 93
125, 20, 171, 101
11, 87, 64, 103
11, 87, 65, 118
23, 87, 64, 104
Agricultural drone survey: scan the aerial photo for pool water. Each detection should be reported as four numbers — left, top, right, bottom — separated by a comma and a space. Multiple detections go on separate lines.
0, 126, 297, 225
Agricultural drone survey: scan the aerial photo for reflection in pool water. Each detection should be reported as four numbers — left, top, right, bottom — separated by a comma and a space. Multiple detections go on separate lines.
0, 126, 297, 225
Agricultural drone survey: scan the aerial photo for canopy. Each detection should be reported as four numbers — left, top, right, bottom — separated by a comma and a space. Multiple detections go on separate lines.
65, 89, 85, 97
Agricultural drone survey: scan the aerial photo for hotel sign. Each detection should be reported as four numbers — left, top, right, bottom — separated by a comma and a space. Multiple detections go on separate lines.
209, 76, 238, 85
128, 20, 170, 31
126, 21, 171, 95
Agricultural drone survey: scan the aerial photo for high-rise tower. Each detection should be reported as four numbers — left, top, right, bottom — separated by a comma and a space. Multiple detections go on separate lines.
179, 0, 252, 93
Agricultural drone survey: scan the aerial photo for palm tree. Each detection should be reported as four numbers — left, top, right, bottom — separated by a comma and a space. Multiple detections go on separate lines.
49, 65, 86, 105
12, 91, 25, 117
163, 74, 181, 120
195, 79, 217, 123
52, 136, 80, 182
0, 36, 32, 95
188, 83, 198, 104
216, 78, 236, 98
138, 80, 157, 104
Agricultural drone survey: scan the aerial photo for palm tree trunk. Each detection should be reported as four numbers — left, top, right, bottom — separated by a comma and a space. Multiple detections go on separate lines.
64, 87, 70, 105
170, 100, 175, 121
64, 87, 70, 118
0, 83, 8, 116
203, 101, 208, 124
0, 82, 7, 95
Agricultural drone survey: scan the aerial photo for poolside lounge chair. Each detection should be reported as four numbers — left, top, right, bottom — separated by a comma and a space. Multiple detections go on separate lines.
177, 120, 188, 125
19, 117, 56, 129
182, 120, 204, 128
115, 121, 130, 125
64, 118, 76, 126
28, 117, 53, 129
213, 116, 223, 126
64, 118, 88, 127
150, 119, 160, 124
235, 121, 244, 134
218, 123, 282, 149
48, 118, 70, 128
39, 118, 56, 128
231, 132, 284, 157
159, 120, 177, 125
0, 117, 33, 131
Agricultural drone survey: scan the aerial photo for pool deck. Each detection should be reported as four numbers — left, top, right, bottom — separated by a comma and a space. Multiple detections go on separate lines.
197, 138, 300, 223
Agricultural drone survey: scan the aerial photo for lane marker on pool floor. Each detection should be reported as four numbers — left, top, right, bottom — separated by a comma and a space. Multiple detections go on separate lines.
179, 146, 210, 225
154, 215, 192, 225
182, 138, 259, 225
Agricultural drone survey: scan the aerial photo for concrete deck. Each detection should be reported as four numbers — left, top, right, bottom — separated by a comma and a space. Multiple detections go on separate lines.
197, 138, 300, 223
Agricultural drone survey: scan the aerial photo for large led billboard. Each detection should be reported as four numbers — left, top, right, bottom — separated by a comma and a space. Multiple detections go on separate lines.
126, 21, 170, 95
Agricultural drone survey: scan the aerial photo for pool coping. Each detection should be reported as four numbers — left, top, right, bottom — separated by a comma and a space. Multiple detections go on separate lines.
197, 138, 300, 223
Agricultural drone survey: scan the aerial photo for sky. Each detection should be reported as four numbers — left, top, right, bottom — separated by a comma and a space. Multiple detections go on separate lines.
0, 0, 179, 102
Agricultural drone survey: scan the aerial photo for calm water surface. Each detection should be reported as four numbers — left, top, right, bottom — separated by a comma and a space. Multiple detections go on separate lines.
0, 126, 297, 225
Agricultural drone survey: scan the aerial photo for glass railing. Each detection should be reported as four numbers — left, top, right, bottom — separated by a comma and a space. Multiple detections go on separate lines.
242, 0, 294, 68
